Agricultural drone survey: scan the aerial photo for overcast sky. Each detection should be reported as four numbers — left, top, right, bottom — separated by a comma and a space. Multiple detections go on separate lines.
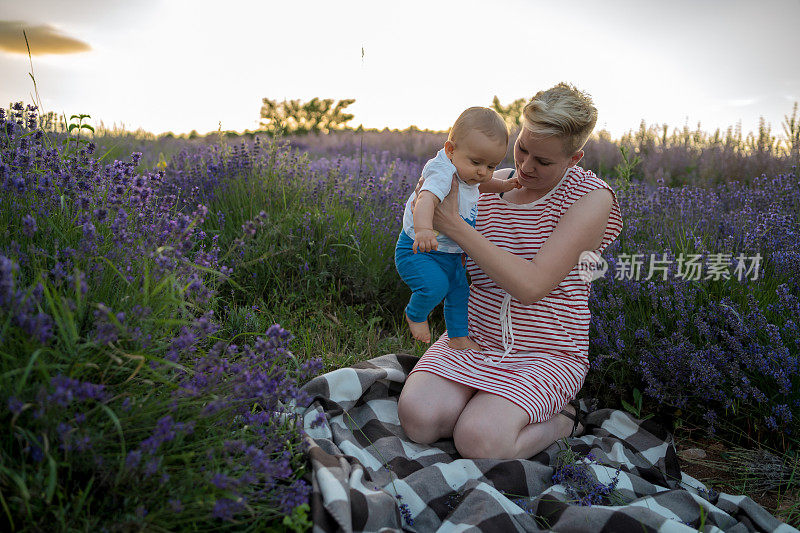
1, 0, 799, 138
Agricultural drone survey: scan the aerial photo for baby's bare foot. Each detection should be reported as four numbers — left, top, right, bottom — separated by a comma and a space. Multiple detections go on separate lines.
405, 314, 431, 343
448, 336, 481, 351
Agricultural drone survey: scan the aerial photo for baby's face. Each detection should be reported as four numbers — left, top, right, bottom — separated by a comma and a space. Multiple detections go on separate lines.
445, 131, 507, 186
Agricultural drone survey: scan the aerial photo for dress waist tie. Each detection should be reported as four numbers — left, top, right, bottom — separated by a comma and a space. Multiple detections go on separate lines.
485, 293, 515, 364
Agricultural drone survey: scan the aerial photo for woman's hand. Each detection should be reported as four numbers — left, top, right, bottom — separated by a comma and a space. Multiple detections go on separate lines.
411, 173, 462, 236
411, 174, 425, 206
431, 174, 462, 235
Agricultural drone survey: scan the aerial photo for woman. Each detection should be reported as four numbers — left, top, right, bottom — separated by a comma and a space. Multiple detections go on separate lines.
397, 83, 623, 460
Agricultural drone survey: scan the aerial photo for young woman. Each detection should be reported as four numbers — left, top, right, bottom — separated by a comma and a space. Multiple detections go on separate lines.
397, 83, 623, 459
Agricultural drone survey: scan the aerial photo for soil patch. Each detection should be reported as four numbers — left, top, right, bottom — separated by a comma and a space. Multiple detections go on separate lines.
675, 437, 799, 528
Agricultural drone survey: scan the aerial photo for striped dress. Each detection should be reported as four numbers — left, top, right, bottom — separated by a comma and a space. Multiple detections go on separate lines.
409, 165, 623, 424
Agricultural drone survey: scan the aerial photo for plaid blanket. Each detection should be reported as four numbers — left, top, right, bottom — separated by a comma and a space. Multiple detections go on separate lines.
298, 354, 797, 533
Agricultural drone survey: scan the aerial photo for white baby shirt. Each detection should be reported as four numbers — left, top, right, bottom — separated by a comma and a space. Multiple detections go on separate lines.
402, 149, 479, 254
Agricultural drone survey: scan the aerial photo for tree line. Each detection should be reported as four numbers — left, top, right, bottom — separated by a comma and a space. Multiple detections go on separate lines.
257, 96, 526, 136
258, 96, 799, 161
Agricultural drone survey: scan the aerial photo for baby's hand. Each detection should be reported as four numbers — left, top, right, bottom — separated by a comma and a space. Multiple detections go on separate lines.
503, 176, 522, 192
413, 229, 439, 253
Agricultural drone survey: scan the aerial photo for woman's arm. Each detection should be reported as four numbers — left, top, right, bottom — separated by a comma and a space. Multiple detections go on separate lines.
433, 177, 614, 305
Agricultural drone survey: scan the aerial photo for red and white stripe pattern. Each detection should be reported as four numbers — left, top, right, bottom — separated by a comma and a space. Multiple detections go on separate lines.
410, 166, 623, 424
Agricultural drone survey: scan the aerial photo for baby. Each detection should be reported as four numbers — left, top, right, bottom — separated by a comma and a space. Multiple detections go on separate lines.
394, 107, 519, 349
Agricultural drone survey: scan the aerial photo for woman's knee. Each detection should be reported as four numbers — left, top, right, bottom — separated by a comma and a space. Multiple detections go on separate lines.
451, 394, 531, 459
397, 373, 472, 444
452, 419, 516, 459
398, 395, 443, 444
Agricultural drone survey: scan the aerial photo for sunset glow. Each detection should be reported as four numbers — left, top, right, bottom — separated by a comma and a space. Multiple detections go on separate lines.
1, 0, 798, 138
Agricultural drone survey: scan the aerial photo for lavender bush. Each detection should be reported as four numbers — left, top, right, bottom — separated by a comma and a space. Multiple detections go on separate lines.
162, 134, 420, 312
282, 122, 797, 186
581, 116, 799, 186
1, 103, 319, 531
161, 127, 799, 447
587, 172, 799, 443
3, 97, 798, 529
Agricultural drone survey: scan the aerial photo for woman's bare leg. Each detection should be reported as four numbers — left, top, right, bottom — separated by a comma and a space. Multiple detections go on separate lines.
398, 371, 477, 444
453, 392, 578, 459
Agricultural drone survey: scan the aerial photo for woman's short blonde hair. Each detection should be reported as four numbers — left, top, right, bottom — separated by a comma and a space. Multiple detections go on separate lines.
521, 83, 597, 155
449, 107, 509, 145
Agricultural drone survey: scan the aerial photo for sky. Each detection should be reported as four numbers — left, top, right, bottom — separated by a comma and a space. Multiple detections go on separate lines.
1, 0, 799, 139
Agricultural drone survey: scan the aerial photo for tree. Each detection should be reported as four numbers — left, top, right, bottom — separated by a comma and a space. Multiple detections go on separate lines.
746, 117, 777, 155
491, 96, 527, 131
259, 97, 355, 135
781, 101, 800, 162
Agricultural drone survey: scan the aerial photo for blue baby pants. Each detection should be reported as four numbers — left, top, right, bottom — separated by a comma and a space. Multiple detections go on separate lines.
394, 231, 469, 338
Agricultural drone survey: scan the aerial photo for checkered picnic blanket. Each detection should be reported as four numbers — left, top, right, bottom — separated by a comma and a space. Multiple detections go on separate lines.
298, 354, 797, 533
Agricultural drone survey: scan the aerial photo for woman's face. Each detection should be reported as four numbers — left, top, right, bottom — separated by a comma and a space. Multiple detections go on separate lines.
513, 128, 583, 195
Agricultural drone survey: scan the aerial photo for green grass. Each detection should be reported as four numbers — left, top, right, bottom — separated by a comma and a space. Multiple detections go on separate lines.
215, 295, 429, 372
4, 117, 798, 529
196, 148, 432, 370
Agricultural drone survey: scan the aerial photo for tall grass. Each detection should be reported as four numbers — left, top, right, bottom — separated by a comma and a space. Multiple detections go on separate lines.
0, 104, 321, 531
32, 100, 800, 188
2, 100, 798, 529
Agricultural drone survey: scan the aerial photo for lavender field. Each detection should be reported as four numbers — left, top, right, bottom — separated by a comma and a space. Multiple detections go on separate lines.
1, 103, 799, 529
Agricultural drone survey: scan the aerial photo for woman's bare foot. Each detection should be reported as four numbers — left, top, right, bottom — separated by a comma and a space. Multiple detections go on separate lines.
448, 336, 481, 350
405, 314, 431, 343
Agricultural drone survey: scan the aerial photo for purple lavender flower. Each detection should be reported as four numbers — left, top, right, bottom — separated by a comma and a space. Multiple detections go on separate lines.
82, 222, 96, 241
279, 479, 311, 514
56, 422, 73, 451
120, 397, 132, 412
139, 415, 178, 454
552, 449, 623, 506
30, 312, 55, 343
29, 445, 44, 462
0, 255, 17, 307
310, 411, 327, 428
22, 215, 37, 238
193, 311, 219, 337
210, 473, 238, 491
126, 449, 142, 470
143, 457, 162, 477
47, 376, 109, 407
7, 396, 24, 416
398, 502, 414, 526
211, 497, 246, 521
169, 499, 183, 513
